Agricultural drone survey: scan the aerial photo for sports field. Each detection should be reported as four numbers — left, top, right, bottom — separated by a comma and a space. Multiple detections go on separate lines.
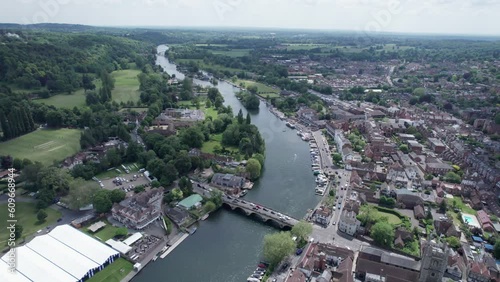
33, 88, 87, 108
111, 69, 141, 104
0, 128, 81, 164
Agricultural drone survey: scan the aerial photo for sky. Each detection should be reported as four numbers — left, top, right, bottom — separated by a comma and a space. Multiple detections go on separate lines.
1, 0, 499, 35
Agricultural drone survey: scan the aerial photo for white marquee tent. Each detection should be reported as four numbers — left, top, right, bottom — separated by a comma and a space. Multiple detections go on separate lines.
0, 224, 120, 282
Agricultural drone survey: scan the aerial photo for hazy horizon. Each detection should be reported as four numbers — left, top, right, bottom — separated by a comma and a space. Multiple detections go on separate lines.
1, 0, 499, 36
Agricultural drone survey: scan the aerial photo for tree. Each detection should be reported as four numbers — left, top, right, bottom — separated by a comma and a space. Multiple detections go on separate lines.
439, 199, 448, 213
93, 190, 112, 213
371, 221, 395, 247
171, 188, 184, 201
291, 220, 313, 241
253, 153, 265, 167
114, 227, 128, 238
248, 85, 258, 94
358, 205, 379, 226
263, 232, 296, 268
179, 176, 193, 194
210, 189, 223, 207
494, 239, 500, 259
203, 201, 216, 213
399, 144, 410, 154
445, 236, 461, 249
14, 224, 23, 240
237, 109, 244, 124
246, 112, 251, 124
37, 209, 47, 222
109, 189, 126, 203
64, 179, 99, 210
444, 172, 461, 184
332, 153, 342, 163
246, 158, 262, 180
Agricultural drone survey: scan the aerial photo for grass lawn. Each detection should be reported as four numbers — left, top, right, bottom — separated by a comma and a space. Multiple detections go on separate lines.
33, 88, 87, 108
111, 69, 141, 104
177, 100, 218, 120
448, 196, 477, 215
87, 258, 133, 282
0, 128, 81, 165
84, 220, 123, 242
201, 134, 238, 155
283, 43, 327, 50
376, 210, 402, 225
0, 202, 61, 244
235, 79, 280, 94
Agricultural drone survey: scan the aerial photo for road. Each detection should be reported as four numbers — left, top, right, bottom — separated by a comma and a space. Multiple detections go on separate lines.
192, 183, 298, 226
386, 65, 395, 86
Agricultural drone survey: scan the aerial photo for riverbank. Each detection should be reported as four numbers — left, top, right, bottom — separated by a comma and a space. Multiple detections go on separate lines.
132, 45, 319, 282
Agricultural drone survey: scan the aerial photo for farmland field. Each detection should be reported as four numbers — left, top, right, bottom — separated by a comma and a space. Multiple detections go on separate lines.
175, 59, 244, 73
0, 128, 81, 164
210, 49, 251, 57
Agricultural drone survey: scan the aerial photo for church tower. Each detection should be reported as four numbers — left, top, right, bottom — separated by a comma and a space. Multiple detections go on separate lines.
419, 241, 449, 282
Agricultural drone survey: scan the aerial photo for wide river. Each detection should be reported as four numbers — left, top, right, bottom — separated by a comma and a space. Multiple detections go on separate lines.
132, 45, 320, 282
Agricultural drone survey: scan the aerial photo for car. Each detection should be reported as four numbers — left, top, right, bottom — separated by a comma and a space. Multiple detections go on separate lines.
284, 216, 290, 220
263, 208, 269, 211
227, 196, 233, 200
256, 267, 266, 272
296, 248, 303, 255
254, 271, 265, 276
257, 263, 267, 269
332, 221, 336, 225
57, 218, 62, 222
233, 199, 239, 203
252, 207, 258, 210
270, 211, 275, 215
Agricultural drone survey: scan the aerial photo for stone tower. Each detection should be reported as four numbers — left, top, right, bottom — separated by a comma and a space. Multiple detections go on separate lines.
419, 241, 449, 282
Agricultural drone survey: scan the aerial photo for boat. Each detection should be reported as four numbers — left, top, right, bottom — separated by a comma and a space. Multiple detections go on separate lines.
240, 190, 248, 197
201, 214, 209, 221
297, 131, 302, 136
313, 170, 321, 175
285, 122, 296, 129
189, 227, 197, 235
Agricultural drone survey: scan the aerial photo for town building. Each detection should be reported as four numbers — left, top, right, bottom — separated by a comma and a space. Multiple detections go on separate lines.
428, 138, 447, 154
338, 210, 361, 236
210, 173, 245, 195
476, 210, 495, 232
467, 261, 490, 282
419, 241, 449, 282
111, 189, 162, 230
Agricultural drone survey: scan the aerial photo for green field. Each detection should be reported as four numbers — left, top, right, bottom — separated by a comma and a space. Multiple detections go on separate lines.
87, 258, 133, 282
235, 79, 280, 94
283, 43, 327, 50
84, 220, 124, 241
111, 69, 141, 104
201, 134, 238, 155
376, 210, 402, 224
176, 59, 243, 73
33, 88, 87, 108
448, 196, 477, 215
0, 128, 81, 164
0, 202, 61, 244
210, 49, 251, 57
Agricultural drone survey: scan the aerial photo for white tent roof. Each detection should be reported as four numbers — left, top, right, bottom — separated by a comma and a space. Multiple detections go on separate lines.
105, 239, 132, 254
123, 232, 143, 246
26, 234, 100, 279
48, 224, 119, 265
0, 259, 31, 282
1, 247, 77, 282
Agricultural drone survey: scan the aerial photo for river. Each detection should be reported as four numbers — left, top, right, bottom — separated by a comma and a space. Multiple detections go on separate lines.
132, 45, 319, 282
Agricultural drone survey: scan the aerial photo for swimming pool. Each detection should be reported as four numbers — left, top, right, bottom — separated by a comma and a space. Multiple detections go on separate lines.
461, 213, 481, 228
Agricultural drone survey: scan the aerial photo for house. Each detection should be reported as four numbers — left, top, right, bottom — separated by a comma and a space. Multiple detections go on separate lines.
425, 162, 454, 175
338, 210, 361, 236
396, 189, 424, 209
446, 250, 466, 280
165, 206, 191, 226
355, 246, 421, 282
436, 186, 445, 197
111, 189, 163, 230
477, 210, 495, 232
413, 204, 425, 220
210, 173, 245, 195
434, 219, 461, 238
313, 206, 332, 227
177, 194, 203, 210
467, 261, 490, 282
428, 138, 446, 154
439, 182, 462, 196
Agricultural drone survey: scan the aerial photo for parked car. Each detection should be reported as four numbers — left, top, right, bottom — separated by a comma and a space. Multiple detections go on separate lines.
296, 248, 303, 255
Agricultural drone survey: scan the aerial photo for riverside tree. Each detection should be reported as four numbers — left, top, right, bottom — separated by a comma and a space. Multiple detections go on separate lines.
291, 220, 313, 242
263, 232, 296, 268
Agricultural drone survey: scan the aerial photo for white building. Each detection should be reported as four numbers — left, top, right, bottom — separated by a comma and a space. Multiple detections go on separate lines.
339, 210, 361, 236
